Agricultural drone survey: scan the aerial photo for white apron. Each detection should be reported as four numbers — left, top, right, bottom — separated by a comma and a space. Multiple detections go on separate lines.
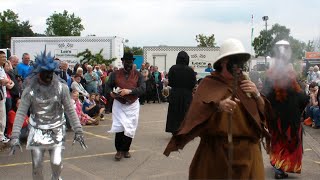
108, 99, 140, 138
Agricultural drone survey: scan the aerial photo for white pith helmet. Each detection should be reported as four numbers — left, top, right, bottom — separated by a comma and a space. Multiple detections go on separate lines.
275, 40, 290, 46
214, 38, 251, 69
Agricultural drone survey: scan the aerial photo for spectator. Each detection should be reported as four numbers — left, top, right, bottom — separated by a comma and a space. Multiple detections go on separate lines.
71, 75, 89, 100
152, 66, 163, 103
304, 82, 318, 126
7, 99, 29, 139
139, 69, 150, 105
107, 64, 114, 76
75, 67, 87, 88
71, 90, 96, 125
100, 64, 108, 85
59, 61, 72, 88
145, 62, 150, 70
81, 62, 88, 74
94, 93, 106, 120
4, 61, 15, 126
204, 63, 214, 72
9, 55, 19, 76
307, 66, 316, 84
0, 51, 10, 143
17, 53, 31, 79
82, 93, 100, 125
93, 65, 103, 93
73, 63, 81, 75
314, 65, 320, 84
139, 63, 146, 73
84, 65, 99, 93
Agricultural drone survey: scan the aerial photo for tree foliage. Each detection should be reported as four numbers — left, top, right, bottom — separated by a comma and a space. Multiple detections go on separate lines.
124, 46, 143, 55
252, 23, 306, 60
305, 40, 315, 52
46, 10, 84, 36
195, 34, 216, 47
0, 9, 34, 48
76, 48, 116, 65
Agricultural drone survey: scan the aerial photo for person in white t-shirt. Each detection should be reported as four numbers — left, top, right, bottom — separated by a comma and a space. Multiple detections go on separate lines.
0, 51, 10, 143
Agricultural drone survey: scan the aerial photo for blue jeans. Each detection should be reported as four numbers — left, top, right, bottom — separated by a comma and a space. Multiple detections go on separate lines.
312, 107, 320, 127
86, 85, 98, 94
306, 105, 316, 119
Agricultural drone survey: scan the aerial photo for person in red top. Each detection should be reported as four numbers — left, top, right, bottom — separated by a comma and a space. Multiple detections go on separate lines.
7, 99, 29, 139
105, 52, 146, 161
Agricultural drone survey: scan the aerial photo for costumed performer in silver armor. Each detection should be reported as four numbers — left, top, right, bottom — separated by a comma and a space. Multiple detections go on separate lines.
9, 49, 87, 180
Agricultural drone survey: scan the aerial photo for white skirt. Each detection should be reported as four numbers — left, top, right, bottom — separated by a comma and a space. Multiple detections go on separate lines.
26, 125, 65, 150
108, 99, 140, 138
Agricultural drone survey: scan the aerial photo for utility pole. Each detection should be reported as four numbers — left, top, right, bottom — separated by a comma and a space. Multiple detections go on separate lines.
262, 16, 269, 69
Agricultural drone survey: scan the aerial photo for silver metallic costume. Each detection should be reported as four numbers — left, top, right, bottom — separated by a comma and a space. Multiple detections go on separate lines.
9, 50, 87, 180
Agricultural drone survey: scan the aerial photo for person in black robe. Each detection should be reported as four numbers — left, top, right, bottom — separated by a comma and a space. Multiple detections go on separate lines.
165, 51, 196, 135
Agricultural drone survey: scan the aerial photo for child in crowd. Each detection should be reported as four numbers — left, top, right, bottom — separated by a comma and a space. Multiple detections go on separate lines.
82, 93, 102, 125
71, 90, 97, 125
162, 78, 171, 102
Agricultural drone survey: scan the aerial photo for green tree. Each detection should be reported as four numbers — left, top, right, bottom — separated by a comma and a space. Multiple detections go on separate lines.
76, 48, 116, 65
195, 34, 216, 47
305, 40, 315, 52
252, 23, 307, 60
252, 30, 273, 57
45, 10, 84, 36
289, 37, 306, 60
124, 46, 143, 55
0, 9, 34, 48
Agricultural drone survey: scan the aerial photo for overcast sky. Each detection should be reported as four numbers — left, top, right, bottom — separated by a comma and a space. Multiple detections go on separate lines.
1, 0, 319, 52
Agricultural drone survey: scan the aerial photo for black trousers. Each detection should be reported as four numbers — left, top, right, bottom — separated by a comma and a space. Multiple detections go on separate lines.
115, 132, 132, 152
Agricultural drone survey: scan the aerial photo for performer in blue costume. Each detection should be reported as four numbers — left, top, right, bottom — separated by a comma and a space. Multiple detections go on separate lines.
9, 49, 87, 180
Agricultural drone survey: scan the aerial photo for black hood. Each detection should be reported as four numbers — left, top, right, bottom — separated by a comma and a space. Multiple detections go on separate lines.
176, 51, 189, 66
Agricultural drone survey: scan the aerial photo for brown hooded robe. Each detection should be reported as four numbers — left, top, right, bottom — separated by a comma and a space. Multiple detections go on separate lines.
164, 72, 270, 180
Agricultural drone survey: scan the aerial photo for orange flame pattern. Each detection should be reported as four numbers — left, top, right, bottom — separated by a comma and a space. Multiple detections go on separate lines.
270, 123, 303, 173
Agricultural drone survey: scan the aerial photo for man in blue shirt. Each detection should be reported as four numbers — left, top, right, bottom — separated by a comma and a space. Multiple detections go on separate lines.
205, 63, 214, 72
17, 53, 31, 79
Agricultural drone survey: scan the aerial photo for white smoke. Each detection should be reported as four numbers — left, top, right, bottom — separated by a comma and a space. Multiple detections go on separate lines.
264, 40, 297, 93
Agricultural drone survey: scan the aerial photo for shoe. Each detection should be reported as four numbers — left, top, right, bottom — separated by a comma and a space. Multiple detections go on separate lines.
86, 120, 93, 125
100, 114, 104, 121
1, 137, 10, 143
274, 172, 288, 179
304, 117, 313, 126
123, 151, 131, 158
114, 151, 123, 161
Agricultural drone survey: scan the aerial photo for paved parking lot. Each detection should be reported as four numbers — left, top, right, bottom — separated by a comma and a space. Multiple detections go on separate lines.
0, 102, 320, 179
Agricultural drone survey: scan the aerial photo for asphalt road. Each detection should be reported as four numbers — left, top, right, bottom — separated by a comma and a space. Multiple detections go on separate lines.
0, 102, 320, 179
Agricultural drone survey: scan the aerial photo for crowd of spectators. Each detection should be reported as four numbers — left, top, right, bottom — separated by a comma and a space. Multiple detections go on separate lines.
304, 65, 320, 129
0, 51, 179, 144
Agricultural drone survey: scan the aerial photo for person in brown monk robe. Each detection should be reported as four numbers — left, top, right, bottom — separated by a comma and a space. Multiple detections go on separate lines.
164, 38, 270, 180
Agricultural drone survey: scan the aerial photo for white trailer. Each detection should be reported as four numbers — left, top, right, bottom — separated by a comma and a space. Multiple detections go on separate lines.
143, 46, 220, 73
11, 36, 124, 68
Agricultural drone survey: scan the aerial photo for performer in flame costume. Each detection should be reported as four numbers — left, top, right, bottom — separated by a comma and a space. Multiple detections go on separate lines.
262, 40, 308, 179
9, 49, 87, 180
